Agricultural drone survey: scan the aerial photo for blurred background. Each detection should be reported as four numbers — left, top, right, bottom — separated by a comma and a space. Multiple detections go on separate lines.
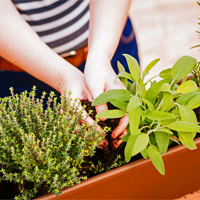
129, 0, 200, 80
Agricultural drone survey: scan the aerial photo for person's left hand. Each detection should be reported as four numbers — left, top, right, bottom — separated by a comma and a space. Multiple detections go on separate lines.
84, 53, 129, 149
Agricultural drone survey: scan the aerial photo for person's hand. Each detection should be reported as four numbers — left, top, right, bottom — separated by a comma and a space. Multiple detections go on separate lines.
60, 67, 108, 149
84, 53, 129, 148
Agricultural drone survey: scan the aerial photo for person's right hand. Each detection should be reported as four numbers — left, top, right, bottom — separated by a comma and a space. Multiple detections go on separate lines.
84, 53, 129, 149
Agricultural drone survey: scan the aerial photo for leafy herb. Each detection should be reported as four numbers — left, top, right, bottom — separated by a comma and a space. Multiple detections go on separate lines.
93, 55, 198, 175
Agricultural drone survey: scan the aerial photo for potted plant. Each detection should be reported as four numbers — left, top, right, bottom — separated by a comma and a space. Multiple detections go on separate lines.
1, 56, 200, 199
33, 54, 200, 200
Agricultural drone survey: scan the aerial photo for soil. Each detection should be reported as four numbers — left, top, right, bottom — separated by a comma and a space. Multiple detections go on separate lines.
79, 100, 142, 178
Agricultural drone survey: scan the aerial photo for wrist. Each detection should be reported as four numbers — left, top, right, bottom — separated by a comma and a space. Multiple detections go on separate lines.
87, 47, 113, 62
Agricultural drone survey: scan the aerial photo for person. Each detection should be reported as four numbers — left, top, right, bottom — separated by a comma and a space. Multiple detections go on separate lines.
0, 0, 139, 148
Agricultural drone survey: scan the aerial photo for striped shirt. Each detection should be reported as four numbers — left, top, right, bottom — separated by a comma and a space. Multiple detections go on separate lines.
11, 0, 90, 56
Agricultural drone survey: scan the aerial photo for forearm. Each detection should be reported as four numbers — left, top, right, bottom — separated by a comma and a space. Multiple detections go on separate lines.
88, 0, 131, 61
0, 0, 78, 94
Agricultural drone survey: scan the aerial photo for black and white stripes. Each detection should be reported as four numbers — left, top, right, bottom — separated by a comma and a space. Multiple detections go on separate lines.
12, 0, 90, 56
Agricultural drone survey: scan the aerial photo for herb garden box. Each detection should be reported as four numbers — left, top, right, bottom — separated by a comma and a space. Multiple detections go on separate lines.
36, 137, 200, 200
1, 55, 200, 199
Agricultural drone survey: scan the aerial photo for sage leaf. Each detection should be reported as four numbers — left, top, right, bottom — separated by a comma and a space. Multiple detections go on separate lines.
158, 128, 173, 135
141, 147, 149, 159
178, 105, 197, 123
132, 133, 149, 156
140, 98, 155, 111
122, 125, 131, 142
96, 109, 125, 119
126, 96, 142, 112
117, 61, 125, 73
110, 99, 128, 112
160, 83, 172, 93
187, 94, 200, 109
145, 111, 176, 121
115, 71, 134, 82
144, 58, 160, 74
171, 56, 197, 82
155, 131, 169, 154
145, 79, 171, 101
159, 68, 172, 79
92, 89, 132, 106
123, 54, 141, 83
167, 121, 200, 132
176, 80, 198, 93
129, 106, 141, 135
148, 145, 165, 175
176, 92, 199, 105
161, 92, 173, 112
125, 135, 136, 162
160, 119, 176, 126
117, 61, 128, 87
178, 132, 197, 150
149, 133, 156, 145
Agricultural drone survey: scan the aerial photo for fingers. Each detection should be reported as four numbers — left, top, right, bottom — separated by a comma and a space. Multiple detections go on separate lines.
99, 138, 109, 149
80, 110, 102, 131
95, 103, 108, 121
111, 129, 127, 149
111, 114, 129, 139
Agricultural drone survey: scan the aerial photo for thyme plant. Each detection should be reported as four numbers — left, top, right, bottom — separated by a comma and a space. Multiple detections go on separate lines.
93, 55, 200, 175
0, 87, 107, 199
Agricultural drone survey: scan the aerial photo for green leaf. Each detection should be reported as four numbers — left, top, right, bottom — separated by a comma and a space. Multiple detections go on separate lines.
92, 89, 132, 106
159, 68, 172, 79
123, 54, 141, 83
145, 111, 176, 121
117, 61, 125, 73
178, 105, 197, 123
158, 128, 173, 135
141, 147, 149, 159
115, 71, 134, 82
145, 79, 171, 101
176, 80, 198, 93
148, 145, 165, 175
132, 133, 149, 156
125, 135, 136, 162
159, 83, 172, 93
110, 99, 128, 112
171, 56, 197, 82
176, 92, 200, 105
96, 109, 125, 119
129, 106, 141, 135
187, 94, 200, 109
126, 96, 142, 112
122, 125, 131, 142
116, 62, 128, 88
167, 121, 200, 132
149, 133, 156, 144
178, 132, 197, 150
161, 92, 173, 112
155, 131, 169, 154
144, 58, 160, 74
122, 134, 129, 142
140, 98, 155, 111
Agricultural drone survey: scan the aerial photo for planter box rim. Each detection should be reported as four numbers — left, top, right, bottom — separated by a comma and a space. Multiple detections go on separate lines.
35, 137, 200, 200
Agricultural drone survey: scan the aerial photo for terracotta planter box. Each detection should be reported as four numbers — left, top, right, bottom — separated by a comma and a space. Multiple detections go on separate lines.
35, 137, 200, 200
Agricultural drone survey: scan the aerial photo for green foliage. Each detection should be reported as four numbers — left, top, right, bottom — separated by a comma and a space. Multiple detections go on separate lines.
189, 2, 200, 86
93, 55, 198, 175
0, 87, 107, 199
